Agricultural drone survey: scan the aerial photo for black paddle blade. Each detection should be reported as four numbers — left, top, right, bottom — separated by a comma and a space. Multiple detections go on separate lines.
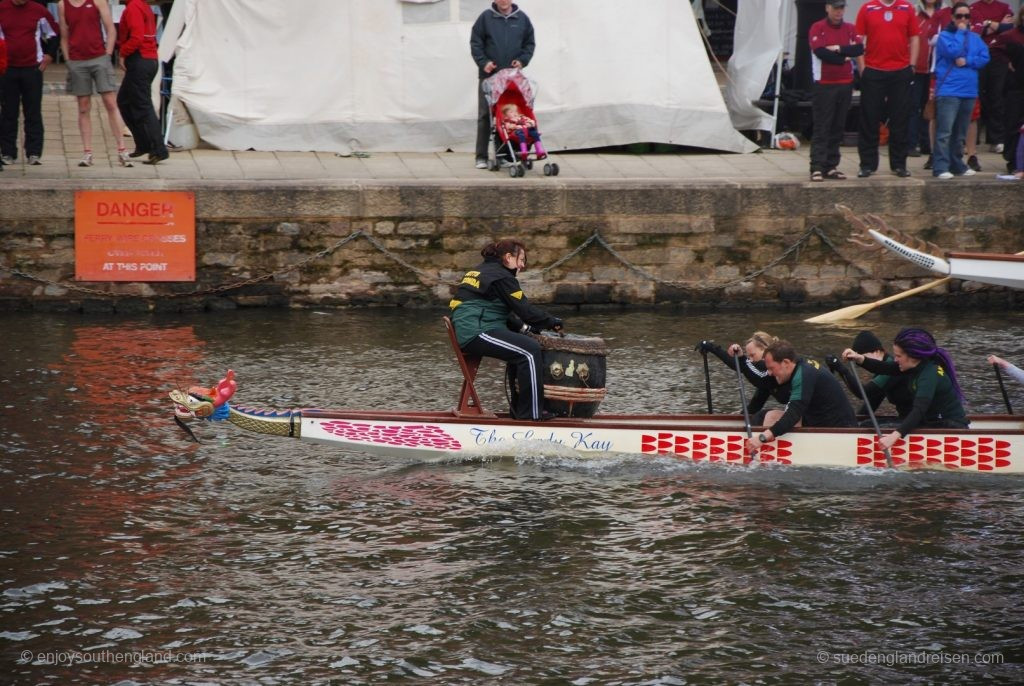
993, 364, 1014, 415
174, 415, 200, 443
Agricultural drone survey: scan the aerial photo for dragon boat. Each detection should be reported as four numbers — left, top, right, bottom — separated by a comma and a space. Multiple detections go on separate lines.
170, 367, 1024, 474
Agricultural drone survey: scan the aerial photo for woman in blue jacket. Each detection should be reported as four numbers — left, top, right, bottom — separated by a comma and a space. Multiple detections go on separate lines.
933, 2, 991, 178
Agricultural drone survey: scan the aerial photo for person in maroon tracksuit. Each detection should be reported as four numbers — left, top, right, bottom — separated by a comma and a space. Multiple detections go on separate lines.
807, 0, 864, 181
0, 0, 58, 165
116, 0, 166, 164
0, 25, 5, 171
970, 0, 1014, 149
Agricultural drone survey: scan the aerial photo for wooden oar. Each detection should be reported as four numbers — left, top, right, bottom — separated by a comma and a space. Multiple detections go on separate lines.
734, 355, 757, 461
994, 363, 1014, 415
805, 277, 951, 323
848, 360, 893, 468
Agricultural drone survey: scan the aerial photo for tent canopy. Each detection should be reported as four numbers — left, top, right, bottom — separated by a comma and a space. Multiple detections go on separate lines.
163, 0, 758, 154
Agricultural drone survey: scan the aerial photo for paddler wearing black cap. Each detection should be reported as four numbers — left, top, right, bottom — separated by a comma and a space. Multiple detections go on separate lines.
828, 330, 915, 422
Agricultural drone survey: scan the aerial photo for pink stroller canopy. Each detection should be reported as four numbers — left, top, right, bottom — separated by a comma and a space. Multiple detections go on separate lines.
482, 68, 537, 109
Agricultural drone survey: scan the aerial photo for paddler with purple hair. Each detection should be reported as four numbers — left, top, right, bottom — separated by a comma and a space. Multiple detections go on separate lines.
843, 327, 968, 450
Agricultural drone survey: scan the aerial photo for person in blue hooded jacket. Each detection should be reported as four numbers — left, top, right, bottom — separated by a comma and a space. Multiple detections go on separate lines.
932, 2, 991, 178
470, 1, 535, 169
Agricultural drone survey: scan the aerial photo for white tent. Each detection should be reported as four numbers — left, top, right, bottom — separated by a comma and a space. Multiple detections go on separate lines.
159, 0, 758, 154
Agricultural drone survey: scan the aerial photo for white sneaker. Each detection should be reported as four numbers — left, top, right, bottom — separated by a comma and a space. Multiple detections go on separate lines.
936, 171, 954, 179
118, 150, 133, 168
78, 152, 93, 167
27, 155, 41, 165
474, 159, 487, 169
1, 155, 15, 165
992, 143, 1004, 154
961, 168, 976, 177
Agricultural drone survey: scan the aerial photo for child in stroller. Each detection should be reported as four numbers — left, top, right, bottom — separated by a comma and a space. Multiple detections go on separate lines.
483, 68, 559, 176
501, 103, 547, 161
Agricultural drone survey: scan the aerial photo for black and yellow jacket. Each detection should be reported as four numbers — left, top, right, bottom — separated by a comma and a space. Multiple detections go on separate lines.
449, 257, 557, 347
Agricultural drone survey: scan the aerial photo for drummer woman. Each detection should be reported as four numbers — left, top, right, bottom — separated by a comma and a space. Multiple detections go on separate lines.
450, 239, 564, 421
843, 327, 968, 450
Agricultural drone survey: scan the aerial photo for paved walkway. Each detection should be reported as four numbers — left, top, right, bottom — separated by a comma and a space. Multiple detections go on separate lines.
0, 64, 1013, 183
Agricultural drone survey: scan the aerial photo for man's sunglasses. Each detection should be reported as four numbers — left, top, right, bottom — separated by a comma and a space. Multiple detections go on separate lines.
954, 13, 970, 19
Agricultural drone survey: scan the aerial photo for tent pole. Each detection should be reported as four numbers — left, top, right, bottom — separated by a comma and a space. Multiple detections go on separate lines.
770, 0, 792, 149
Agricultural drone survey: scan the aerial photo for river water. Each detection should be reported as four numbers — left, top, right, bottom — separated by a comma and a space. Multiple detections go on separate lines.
1, 308, 1022, 684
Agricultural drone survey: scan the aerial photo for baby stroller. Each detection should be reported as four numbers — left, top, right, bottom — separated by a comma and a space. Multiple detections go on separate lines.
482, 68, 560, 178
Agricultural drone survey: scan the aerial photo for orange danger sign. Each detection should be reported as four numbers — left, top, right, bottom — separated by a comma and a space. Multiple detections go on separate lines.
75, 191, 196, 282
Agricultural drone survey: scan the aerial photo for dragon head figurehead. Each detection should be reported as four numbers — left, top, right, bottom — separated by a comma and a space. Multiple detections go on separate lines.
170, 369, 237, 421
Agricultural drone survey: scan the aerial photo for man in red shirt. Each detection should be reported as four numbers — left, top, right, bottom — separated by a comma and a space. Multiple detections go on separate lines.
116, 0, 167, 164
59, 0, 131, 168
855, 0, 920, 178
971, 0, 1014, 150
808, 0, 864, 181
0, 0, 58, 165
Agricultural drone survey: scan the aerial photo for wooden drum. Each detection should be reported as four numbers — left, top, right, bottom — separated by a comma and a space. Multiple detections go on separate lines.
534, 332, 608, 418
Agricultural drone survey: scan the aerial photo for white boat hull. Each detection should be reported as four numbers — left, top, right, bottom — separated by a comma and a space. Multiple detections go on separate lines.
295, 411, 1024, 473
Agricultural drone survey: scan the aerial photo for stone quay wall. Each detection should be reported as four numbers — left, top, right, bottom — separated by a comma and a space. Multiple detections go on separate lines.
1, 180, 1021, 312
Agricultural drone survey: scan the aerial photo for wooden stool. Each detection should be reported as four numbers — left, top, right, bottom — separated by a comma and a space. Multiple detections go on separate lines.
443, 316, 492, 416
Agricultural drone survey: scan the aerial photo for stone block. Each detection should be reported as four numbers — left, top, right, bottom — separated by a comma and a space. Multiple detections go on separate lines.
197, 184, 362, 220
44, 248, 75, 265
552, 282, 585, 303
591, 266, 634, 281
201, 252, 240, 267
361, 184, 562, 218
712, 265, 742, 280
563, 184, 739, 216
723, 281, 756, 298
43, 284, 69, 296
609, 215, 715, 235
819, 265, 848, 279
260, 235, 296, 252
397, 221, 436, 236
777, 280, 807, 303
322, 219, 354, 237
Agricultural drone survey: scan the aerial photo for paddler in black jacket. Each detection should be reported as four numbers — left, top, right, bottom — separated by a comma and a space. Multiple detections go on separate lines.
843, 327, 968, 451
746, 340, 857, 455
697, 332, 790, 420
450, 239, 563, 421
826, 330, 914, 422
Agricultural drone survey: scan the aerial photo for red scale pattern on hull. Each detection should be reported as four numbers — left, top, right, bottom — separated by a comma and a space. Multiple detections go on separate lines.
640, 432, 791, 465
856, 434, 1014, 471
320, 421, 462, 451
